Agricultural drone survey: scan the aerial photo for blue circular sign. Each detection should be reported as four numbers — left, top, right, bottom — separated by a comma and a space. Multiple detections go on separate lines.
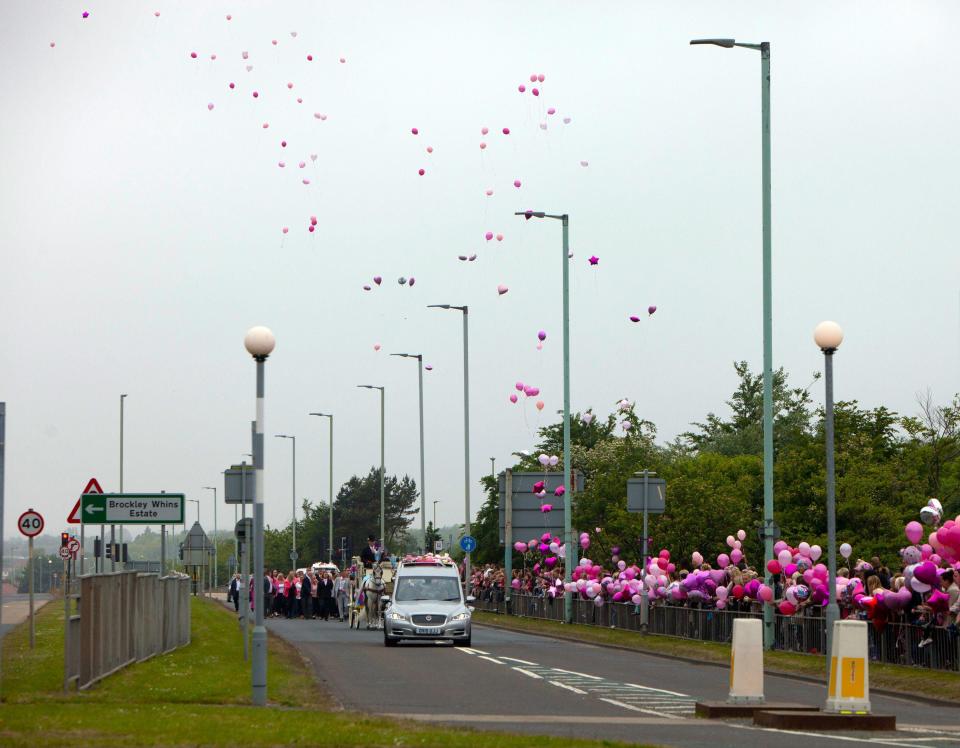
459, 535, 477, 553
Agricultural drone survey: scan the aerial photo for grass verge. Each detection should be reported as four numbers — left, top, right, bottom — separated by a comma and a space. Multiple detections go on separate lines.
473, 611, 960, 704
0, 598, 644, 748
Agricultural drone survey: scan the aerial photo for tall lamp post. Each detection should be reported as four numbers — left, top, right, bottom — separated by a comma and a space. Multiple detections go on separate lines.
512, 211, 573, 624
490, 457, 495, 479
391, 353, 427, 553
114, 393, 128, 572
274, 434, 297, 567
690, 37, 775, 648
357, 386, 386, 546
244, 325, 274, 706
187, 499, 200, 524
308, 412, 335, 562
203, 486, 218, 587
427, 305, 472, 587
814, 321, 843, 672
433, 500, 439, 543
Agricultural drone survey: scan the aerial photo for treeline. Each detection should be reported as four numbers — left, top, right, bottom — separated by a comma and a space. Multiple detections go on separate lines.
470, 362, 959, 571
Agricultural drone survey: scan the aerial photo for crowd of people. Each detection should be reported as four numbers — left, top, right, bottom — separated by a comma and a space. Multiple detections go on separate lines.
228, 568, 352, 621
470, 554, 960, 638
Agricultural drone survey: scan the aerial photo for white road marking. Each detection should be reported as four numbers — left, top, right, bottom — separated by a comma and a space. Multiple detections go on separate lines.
459, 650, 695, 720
551, 667, 603, 680
500, 656, 538, 665
726, 721, 938, 747
623, 682, 688, 697
512, 667, 543, 680
599, 697, 683, 720
549, 680, 588, 695
460, 647, 489, 655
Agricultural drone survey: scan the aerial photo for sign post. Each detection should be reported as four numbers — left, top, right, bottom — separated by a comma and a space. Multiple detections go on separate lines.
626, 471, 666, 631
68, 478, 104, 573
18, 509, 44, 648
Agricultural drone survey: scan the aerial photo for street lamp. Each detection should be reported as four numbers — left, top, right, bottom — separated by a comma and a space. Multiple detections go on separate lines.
391, 353, 427, 553
187, 499, 200, 524
203, 486, 218, 588
814, 320, 843, 673
427, 305, 472, 586
690, 37, 775, 649
512, 211, 573, 624
308, 412, 335, 562
274, 434, 297, 565
357, 386, 386, 546
244, 324, 275, 707
490, 457, 495, 479
114, 393, 128, 573
433, 500, 439, 546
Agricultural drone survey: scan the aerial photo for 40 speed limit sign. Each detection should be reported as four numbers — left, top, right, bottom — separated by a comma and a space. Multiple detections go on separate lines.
18, 509, 45, 538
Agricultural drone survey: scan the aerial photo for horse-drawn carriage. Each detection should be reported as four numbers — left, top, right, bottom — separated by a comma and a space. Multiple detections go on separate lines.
347, 556, 395, 630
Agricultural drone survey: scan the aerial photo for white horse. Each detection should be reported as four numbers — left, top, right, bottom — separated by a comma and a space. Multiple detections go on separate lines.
361, 564, 385, 630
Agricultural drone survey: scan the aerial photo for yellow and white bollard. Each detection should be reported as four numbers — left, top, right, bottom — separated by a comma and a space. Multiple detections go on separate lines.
825, 619, 871, 714
728, 618, 764, 703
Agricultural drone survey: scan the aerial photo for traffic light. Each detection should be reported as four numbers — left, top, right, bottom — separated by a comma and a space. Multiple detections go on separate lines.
61, 532, 70, 548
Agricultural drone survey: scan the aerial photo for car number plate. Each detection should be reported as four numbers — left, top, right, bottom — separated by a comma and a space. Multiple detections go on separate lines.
415, 626, 442, 635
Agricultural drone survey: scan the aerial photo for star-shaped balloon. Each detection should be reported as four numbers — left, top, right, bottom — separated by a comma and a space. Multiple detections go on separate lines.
588, 256, 599, 266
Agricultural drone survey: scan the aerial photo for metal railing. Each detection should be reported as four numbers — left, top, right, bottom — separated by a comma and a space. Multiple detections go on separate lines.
67, 571, 191, 690
473, 592, 960, 672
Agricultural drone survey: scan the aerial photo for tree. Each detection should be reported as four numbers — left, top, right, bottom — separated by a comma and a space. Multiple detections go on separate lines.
424, 522, 441, 551
333, 467, 419, 552
684, 361, 817, 456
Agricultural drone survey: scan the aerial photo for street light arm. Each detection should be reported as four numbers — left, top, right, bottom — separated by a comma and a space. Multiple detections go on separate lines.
690, 38, 736, 47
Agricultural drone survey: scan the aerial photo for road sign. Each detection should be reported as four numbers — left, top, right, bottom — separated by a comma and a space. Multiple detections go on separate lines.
58, 546, 72, 560
80, 493, 185, 524
459, 535, 477, 553
626, 477, 667, 513
68, 477, 104, 523
289, 550, 299, 562
497, 472, 585, 544
67, 537, 80, 553
224, 464, 255, 504
434, 540, 443, 551
18, 509, 45, 538
234, 518, 253, 541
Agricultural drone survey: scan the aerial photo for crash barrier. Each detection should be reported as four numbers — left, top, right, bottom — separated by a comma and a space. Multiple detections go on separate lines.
473, 592, 959, 672
67, 571, 191, 690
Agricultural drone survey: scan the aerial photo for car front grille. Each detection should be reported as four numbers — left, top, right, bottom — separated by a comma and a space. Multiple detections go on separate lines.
411, 614, 447, 625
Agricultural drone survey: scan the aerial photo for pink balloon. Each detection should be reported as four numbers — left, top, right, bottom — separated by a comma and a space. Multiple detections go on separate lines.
502, 127, 510, 135
509, 394, 518, 404
758, 584, 774, 602
905, 521, 924, 545
518, 85, 526, 93
717, 553, 730, 569
514, 179, 522, 188
485, 231, 494, 241
730, 549, 743, 564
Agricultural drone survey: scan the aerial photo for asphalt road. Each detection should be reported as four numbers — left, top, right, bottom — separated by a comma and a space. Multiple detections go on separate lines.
0, 593, 50, 641
266, 615, 960, 748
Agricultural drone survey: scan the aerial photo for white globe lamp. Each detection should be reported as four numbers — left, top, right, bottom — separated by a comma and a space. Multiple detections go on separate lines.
813, 321, 843, 351
244, 326, 276, 359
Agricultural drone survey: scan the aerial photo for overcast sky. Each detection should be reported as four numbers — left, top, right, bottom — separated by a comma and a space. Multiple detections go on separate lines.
2, 2, 958, 547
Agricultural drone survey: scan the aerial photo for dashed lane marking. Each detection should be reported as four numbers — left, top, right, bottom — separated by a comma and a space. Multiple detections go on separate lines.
512, 667, 543, 680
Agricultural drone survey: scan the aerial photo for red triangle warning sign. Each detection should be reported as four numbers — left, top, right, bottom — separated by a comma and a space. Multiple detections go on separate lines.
67, 477, 104, 524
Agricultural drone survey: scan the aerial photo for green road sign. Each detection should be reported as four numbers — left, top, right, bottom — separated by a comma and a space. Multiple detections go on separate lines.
81, 493, 185, 524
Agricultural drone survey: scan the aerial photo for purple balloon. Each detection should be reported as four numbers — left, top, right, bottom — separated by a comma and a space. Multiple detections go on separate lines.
537, 330, 547, 341
647, 305, 657, 315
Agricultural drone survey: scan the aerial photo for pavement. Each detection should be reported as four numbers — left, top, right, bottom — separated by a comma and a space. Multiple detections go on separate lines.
0, 593, 50, 641
261, 611, 960, 748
